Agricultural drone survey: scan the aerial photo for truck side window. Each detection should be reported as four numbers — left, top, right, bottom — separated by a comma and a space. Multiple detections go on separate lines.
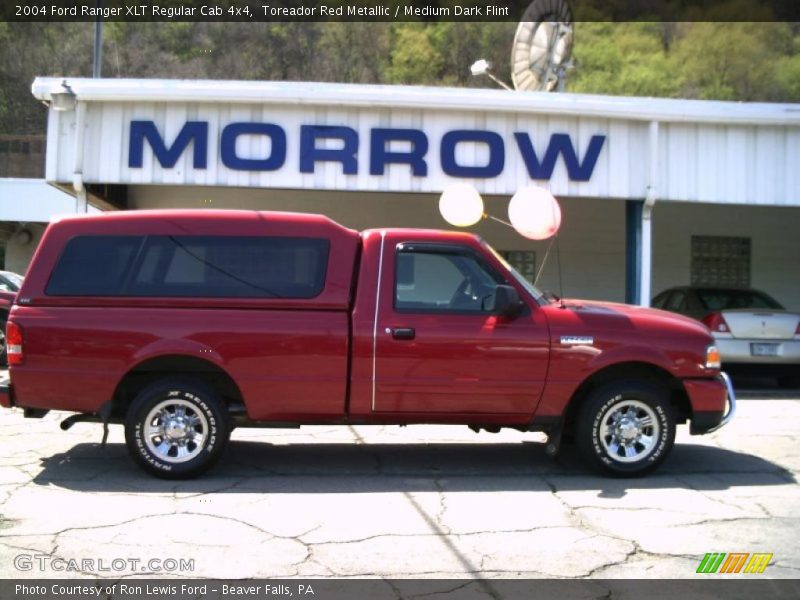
45, 235, 329, 299
395, 249, 501, 313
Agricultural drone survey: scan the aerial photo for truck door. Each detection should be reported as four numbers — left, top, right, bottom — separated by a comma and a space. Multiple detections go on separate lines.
372, 240, 549, 415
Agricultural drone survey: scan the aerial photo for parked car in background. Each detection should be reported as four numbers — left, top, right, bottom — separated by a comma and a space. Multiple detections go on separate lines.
0, 270, 23, 293
653, 286, 800, 387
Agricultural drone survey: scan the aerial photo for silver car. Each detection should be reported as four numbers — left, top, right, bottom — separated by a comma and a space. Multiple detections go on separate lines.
653, 287, 800, 388
0, 270, 23, 293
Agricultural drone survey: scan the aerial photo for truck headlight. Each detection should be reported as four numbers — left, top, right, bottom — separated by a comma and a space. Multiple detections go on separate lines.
706, 345, 721, 370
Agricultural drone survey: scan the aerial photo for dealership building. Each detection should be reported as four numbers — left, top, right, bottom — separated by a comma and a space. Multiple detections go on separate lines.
25, 77, 800, 308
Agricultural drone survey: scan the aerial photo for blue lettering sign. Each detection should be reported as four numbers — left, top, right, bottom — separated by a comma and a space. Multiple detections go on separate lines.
370, 128, 428, 176
440, 130, 504, 178
127, 120, 606, 183
220, 123, 286, 171
129, 121, 207, 169
514, 133, 606, 182
299, 125, 358, 175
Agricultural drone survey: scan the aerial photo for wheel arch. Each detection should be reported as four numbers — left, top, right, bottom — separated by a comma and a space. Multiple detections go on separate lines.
562, 361, 691, 435
110, 354, 245, 420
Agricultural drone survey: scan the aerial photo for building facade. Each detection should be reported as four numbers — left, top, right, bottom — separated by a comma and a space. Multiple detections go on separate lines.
31, 77, 800, 308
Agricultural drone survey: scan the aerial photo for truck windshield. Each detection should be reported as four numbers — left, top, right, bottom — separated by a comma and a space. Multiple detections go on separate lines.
481, 241, 545, 303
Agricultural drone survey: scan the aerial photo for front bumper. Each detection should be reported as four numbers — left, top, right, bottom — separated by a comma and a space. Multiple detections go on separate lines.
687, 372, 737, 435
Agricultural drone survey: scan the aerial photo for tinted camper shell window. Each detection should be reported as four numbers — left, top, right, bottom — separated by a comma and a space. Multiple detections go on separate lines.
46, 235, 330, 299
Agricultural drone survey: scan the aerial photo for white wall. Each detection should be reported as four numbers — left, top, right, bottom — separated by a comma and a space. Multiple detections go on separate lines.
0, 178, 81, 222
130, 185, 628, 302
4, 223, 45, 274
652, 203, 800, 310
0, 178, 104, 274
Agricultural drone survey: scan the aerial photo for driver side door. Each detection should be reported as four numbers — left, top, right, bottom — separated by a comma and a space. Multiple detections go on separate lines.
373, 241, 550, 415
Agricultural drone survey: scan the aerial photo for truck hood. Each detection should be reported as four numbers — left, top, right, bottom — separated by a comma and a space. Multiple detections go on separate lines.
558, 298, 712, 338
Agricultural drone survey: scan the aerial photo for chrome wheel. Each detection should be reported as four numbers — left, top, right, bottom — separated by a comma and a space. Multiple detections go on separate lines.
598, 399, 660, 464
143, 399, 209, 464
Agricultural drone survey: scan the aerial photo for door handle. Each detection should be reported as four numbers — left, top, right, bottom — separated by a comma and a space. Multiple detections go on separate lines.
390, 327, 416, 340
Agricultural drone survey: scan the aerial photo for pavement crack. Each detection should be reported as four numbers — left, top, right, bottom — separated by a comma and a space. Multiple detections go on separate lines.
675, 476, 770, 516
577, 536, 639, 578
432, 478, 450, 534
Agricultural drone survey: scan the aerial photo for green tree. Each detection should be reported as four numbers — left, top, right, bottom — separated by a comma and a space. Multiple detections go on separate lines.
670, 21, 795, 101
386, 24, 443, 85
570, 23, 679, 97
315, 22, 390, 83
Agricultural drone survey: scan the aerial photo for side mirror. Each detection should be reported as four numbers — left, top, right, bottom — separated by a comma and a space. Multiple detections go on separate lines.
493, 284, 524, 318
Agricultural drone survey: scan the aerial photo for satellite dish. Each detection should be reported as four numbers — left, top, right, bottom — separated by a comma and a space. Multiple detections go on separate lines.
511, 0, 574, 92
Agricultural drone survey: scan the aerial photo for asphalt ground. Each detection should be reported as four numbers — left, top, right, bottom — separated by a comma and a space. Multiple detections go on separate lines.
0, 373, 798, 580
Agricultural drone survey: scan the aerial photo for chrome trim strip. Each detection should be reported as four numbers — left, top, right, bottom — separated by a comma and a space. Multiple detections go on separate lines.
371, 231, 386, 412
708, 371, 737, 433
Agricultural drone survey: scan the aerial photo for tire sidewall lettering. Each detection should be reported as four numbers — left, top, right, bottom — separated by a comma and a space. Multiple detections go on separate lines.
590, 392, 671, 470
133, 388, 219, 472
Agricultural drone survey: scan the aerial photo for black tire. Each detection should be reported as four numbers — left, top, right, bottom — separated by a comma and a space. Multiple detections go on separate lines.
576, 381, 675, 477
124, 378, 230, 479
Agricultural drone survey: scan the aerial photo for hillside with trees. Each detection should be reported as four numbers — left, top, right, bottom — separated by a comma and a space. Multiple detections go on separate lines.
1, 20, 798, 135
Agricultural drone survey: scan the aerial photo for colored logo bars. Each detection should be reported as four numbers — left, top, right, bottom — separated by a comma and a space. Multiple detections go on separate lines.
697, 552, 773, 574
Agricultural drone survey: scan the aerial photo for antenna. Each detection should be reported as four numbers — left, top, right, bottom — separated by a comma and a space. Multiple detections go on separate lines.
511, 0, 574, 92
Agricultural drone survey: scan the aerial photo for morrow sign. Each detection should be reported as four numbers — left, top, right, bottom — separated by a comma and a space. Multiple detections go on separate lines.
129, 121, 607, 182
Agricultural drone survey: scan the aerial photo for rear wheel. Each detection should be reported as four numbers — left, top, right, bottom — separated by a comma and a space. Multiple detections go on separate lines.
576, 381, 675, 477
124, 378, 230, 479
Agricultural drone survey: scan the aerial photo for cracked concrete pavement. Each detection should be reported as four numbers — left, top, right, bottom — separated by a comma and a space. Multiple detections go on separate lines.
1, 391, 799, 580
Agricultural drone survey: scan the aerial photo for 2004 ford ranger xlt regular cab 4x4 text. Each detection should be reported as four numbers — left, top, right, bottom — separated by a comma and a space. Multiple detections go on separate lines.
0, 210, 735, 479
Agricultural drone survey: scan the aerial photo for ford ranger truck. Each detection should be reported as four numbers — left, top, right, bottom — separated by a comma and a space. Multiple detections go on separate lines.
0, 210, 735, 479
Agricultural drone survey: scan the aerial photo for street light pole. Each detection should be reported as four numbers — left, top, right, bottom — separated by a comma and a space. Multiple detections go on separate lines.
93, 0, 102, 78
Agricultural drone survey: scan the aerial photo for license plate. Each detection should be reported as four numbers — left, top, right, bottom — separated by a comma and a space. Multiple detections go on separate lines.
751, 343, 779, 357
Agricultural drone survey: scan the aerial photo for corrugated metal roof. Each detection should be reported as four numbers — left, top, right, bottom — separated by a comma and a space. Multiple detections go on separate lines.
32, 77, 800, 126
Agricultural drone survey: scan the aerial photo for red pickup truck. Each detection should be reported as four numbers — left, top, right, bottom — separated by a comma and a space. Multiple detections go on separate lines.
0, 210, 734, 478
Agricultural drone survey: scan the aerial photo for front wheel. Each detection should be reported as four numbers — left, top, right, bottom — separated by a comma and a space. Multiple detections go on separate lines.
125, 378, 230, 479
576, 381, 675, 477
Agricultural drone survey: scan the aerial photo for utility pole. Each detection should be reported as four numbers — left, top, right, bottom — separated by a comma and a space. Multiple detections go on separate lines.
93, 0, 102, 78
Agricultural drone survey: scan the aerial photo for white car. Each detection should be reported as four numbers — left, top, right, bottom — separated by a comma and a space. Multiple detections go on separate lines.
0, 270, 23, 293
653, 286, 800, 388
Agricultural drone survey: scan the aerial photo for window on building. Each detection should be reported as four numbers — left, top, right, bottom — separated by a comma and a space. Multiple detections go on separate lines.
500, 250, 537, 284
691, 236, 750, 287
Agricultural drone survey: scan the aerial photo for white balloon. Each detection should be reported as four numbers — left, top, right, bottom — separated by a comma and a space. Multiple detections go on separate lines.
438, 183, 484, 227
508, 186, 562, 240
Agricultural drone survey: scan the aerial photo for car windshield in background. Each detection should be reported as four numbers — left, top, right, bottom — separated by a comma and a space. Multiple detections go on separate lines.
0, 271, 23, 292
696, 289, 784, 311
